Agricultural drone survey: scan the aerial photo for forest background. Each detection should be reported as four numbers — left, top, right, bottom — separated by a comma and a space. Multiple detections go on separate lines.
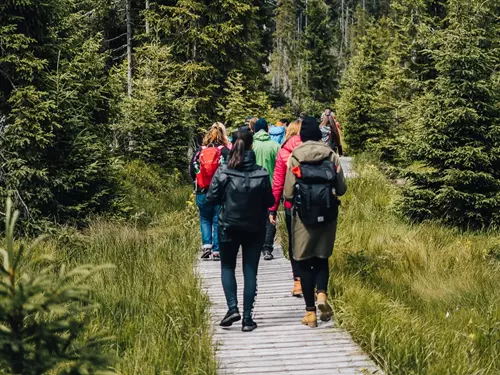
1, 0, 498, 231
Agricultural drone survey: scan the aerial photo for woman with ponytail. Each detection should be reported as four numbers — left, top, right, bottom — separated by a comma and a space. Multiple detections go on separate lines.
207, 130, 274, 332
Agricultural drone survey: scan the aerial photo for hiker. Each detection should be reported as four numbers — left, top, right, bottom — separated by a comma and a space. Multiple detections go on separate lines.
333, 114, 343, 156
215, 122, 232, 149
269, 119, 303, 296
269, 119, 288, 144
322, 108, 343, 156
207, 129, 274, 332
319, 116, 332, 146
190, 124, 231, 261
253, 118, 281, 260
283, 117, 347, 328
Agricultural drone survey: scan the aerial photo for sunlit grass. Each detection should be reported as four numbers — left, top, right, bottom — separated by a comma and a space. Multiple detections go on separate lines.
332, 154, 500, 374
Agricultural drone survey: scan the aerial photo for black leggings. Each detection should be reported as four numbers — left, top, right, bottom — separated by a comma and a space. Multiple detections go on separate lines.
297, 257, 329, 311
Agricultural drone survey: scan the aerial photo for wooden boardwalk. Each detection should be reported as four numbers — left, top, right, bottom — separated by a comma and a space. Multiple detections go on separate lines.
198, 157, 380, 374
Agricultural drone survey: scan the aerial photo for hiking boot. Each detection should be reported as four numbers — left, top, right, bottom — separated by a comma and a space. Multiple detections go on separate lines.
263, 250, 274, 261
317, 292, 333, 322
292, 278, 302, 297
301, 311, 318, 328
220, 309, 241, 327
242, 318, 257, 332
200, 247, 212, 260
212, 252, 220, 261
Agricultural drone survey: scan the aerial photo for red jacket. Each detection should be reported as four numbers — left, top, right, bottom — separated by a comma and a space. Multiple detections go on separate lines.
270, 135, 302, 212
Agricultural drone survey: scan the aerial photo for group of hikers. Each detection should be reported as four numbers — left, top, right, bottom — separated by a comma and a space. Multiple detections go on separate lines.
189, 109, 346, 332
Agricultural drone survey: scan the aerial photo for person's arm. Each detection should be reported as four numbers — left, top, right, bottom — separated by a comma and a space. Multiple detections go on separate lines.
283, 155, 298, 202
206, 167, 226, 205
189, 149, 200, 181
264, 175, 275, 210
333, 154, 347, 196
270, 155, 285, 213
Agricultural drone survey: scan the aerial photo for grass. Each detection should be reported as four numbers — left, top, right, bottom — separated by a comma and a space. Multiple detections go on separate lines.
28, 163, 217, 375
330, 154, 500, 374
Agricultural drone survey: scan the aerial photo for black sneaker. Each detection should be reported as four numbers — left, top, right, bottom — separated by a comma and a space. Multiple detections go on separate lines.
263, 250, 274, 261
200, 248, 212, 260
242, 318, 257, 332
220, 309, 241, 327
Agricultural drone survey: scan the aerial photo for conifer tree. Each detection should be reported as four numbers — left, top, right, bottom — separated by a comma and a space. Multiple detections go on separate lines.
401, 0, 500, 229
0, 1, 117, 229
335, 15, 390, 152
304, 0, 339, 104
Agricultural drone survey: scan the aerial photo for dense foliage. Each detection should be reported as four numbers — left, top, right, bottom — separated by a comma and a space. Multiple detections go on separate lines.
335, 0, 500, 229
1, 0, 498, 229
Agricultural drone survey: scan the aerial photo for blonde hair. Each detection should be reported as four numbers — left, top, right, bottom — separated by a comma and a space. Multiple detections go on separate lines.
284, 120, 302, 143
203, 124, 228, 146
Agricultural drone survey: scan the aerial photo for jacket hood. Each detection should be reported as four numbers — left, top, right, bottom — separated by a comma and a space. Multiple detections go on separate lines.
292, 141, 333, 163
269, 125, 286, 136
254, 130, 272, 142
238, 150, 259, 171
281, 135, 302, 153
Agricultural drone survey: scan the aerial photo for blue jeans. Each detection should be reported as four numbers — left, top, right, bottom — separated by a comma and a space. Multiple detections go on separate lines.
219, 228, 265, 319
196, 193, 219, 252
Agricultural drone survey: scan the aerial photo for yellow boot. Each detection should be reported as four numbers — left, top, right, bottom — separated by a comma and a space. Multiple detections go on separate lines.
317, 292, 333, 322
301, 311, 318, 328
291, 279, 302, 297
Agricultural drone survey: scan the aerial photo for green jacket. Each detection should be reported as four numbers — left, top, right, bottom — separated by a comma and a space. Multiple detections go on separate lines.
253, 130, 280, 182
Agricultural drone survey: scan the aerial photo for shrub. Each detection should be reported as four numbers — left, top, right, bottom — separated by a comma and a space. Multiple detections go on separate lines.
0, 199, 115, 374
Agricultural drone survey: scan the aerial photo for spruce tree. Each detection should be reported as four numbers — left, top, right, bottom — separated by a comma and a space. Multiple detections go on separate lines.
304, 0, 339, 104
335, 15, 390, 152
401, 0, 500, 229
0, 0, 117, 229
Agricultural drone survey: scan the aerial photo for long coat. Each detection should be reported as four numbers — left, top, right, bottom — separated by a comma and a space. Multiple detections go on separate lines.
283, 141, 347, 261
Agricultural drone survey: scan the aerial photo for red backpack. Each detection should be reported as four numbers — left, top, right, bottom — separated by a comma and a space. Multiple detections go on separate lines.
195, 145, 223, 189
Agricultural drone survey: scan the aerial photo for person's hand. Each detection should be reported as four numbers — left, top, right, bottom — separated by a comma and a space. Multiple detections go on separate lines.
269, 213, 277, 225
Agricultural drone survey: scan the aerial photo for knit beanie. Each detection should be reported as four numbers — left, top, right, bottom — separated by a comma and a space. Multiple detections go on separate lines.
300, 116, 322, 142
254, 118, 268, 133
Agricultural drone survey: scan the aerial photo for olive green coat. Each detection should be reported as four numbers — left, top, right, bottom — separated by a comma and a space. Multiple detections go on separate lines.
283, 141, 347, 261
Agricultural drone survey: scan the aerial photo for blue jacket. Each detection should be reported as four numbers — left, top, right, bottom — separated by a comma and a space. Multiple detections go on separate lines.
269, 125, 286, 145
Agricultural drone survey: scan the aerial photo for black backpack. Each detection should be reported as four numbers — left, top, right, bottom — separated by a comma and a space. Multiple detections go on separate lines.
221, 168, 270, 231
293, 159, 339, 226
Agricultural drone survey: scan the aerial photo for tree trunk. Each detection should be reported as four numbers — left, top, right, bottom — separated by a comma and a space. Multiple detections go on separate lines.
126, 0, 133, 97
145, 0, 150, 35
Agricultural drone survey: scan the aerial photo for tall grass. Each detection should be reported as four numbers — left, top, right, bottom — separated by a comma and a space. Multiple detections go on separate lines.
30, 162, 217, 375
332, 155, 500, 374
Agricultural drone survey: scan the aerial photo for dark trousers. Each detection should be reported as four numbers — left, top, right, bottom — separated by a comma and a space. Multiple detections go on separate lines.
297, 257, 329, 311
285, 208, 300, 279
219, 229, 264, 320
263, 217, 276, 253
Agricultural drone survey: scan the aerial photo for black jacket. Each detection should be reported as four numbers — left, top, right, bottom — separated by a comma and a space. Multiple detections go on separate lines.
207, 150, 274, 231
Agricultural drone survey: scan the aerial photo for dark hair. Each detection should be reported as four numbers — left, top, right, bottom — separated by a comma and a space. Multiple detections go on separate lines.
228, 130, 253, 169
299, 112, 307, 120
280, 118, 289, 125
231, 131, 239, 144
325, 106, 332, 111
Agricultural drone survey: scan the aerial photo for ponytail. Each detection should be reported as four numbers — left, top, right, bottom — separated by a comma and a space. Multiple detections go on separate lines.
228, 139, 245, 169
227, 129, 253, 169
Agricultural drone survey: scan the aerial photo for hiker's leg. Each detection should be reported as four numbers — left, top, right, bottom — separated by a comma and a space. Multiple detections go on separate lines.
298, 259, 316, 311
313, 257, 330, 295
241, 232, 264, 319
285, 207, 299, 279
220, 235, 240, 311
212, 204, 220, 253
262, 216, 276, 254
196, 193, 212, 249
